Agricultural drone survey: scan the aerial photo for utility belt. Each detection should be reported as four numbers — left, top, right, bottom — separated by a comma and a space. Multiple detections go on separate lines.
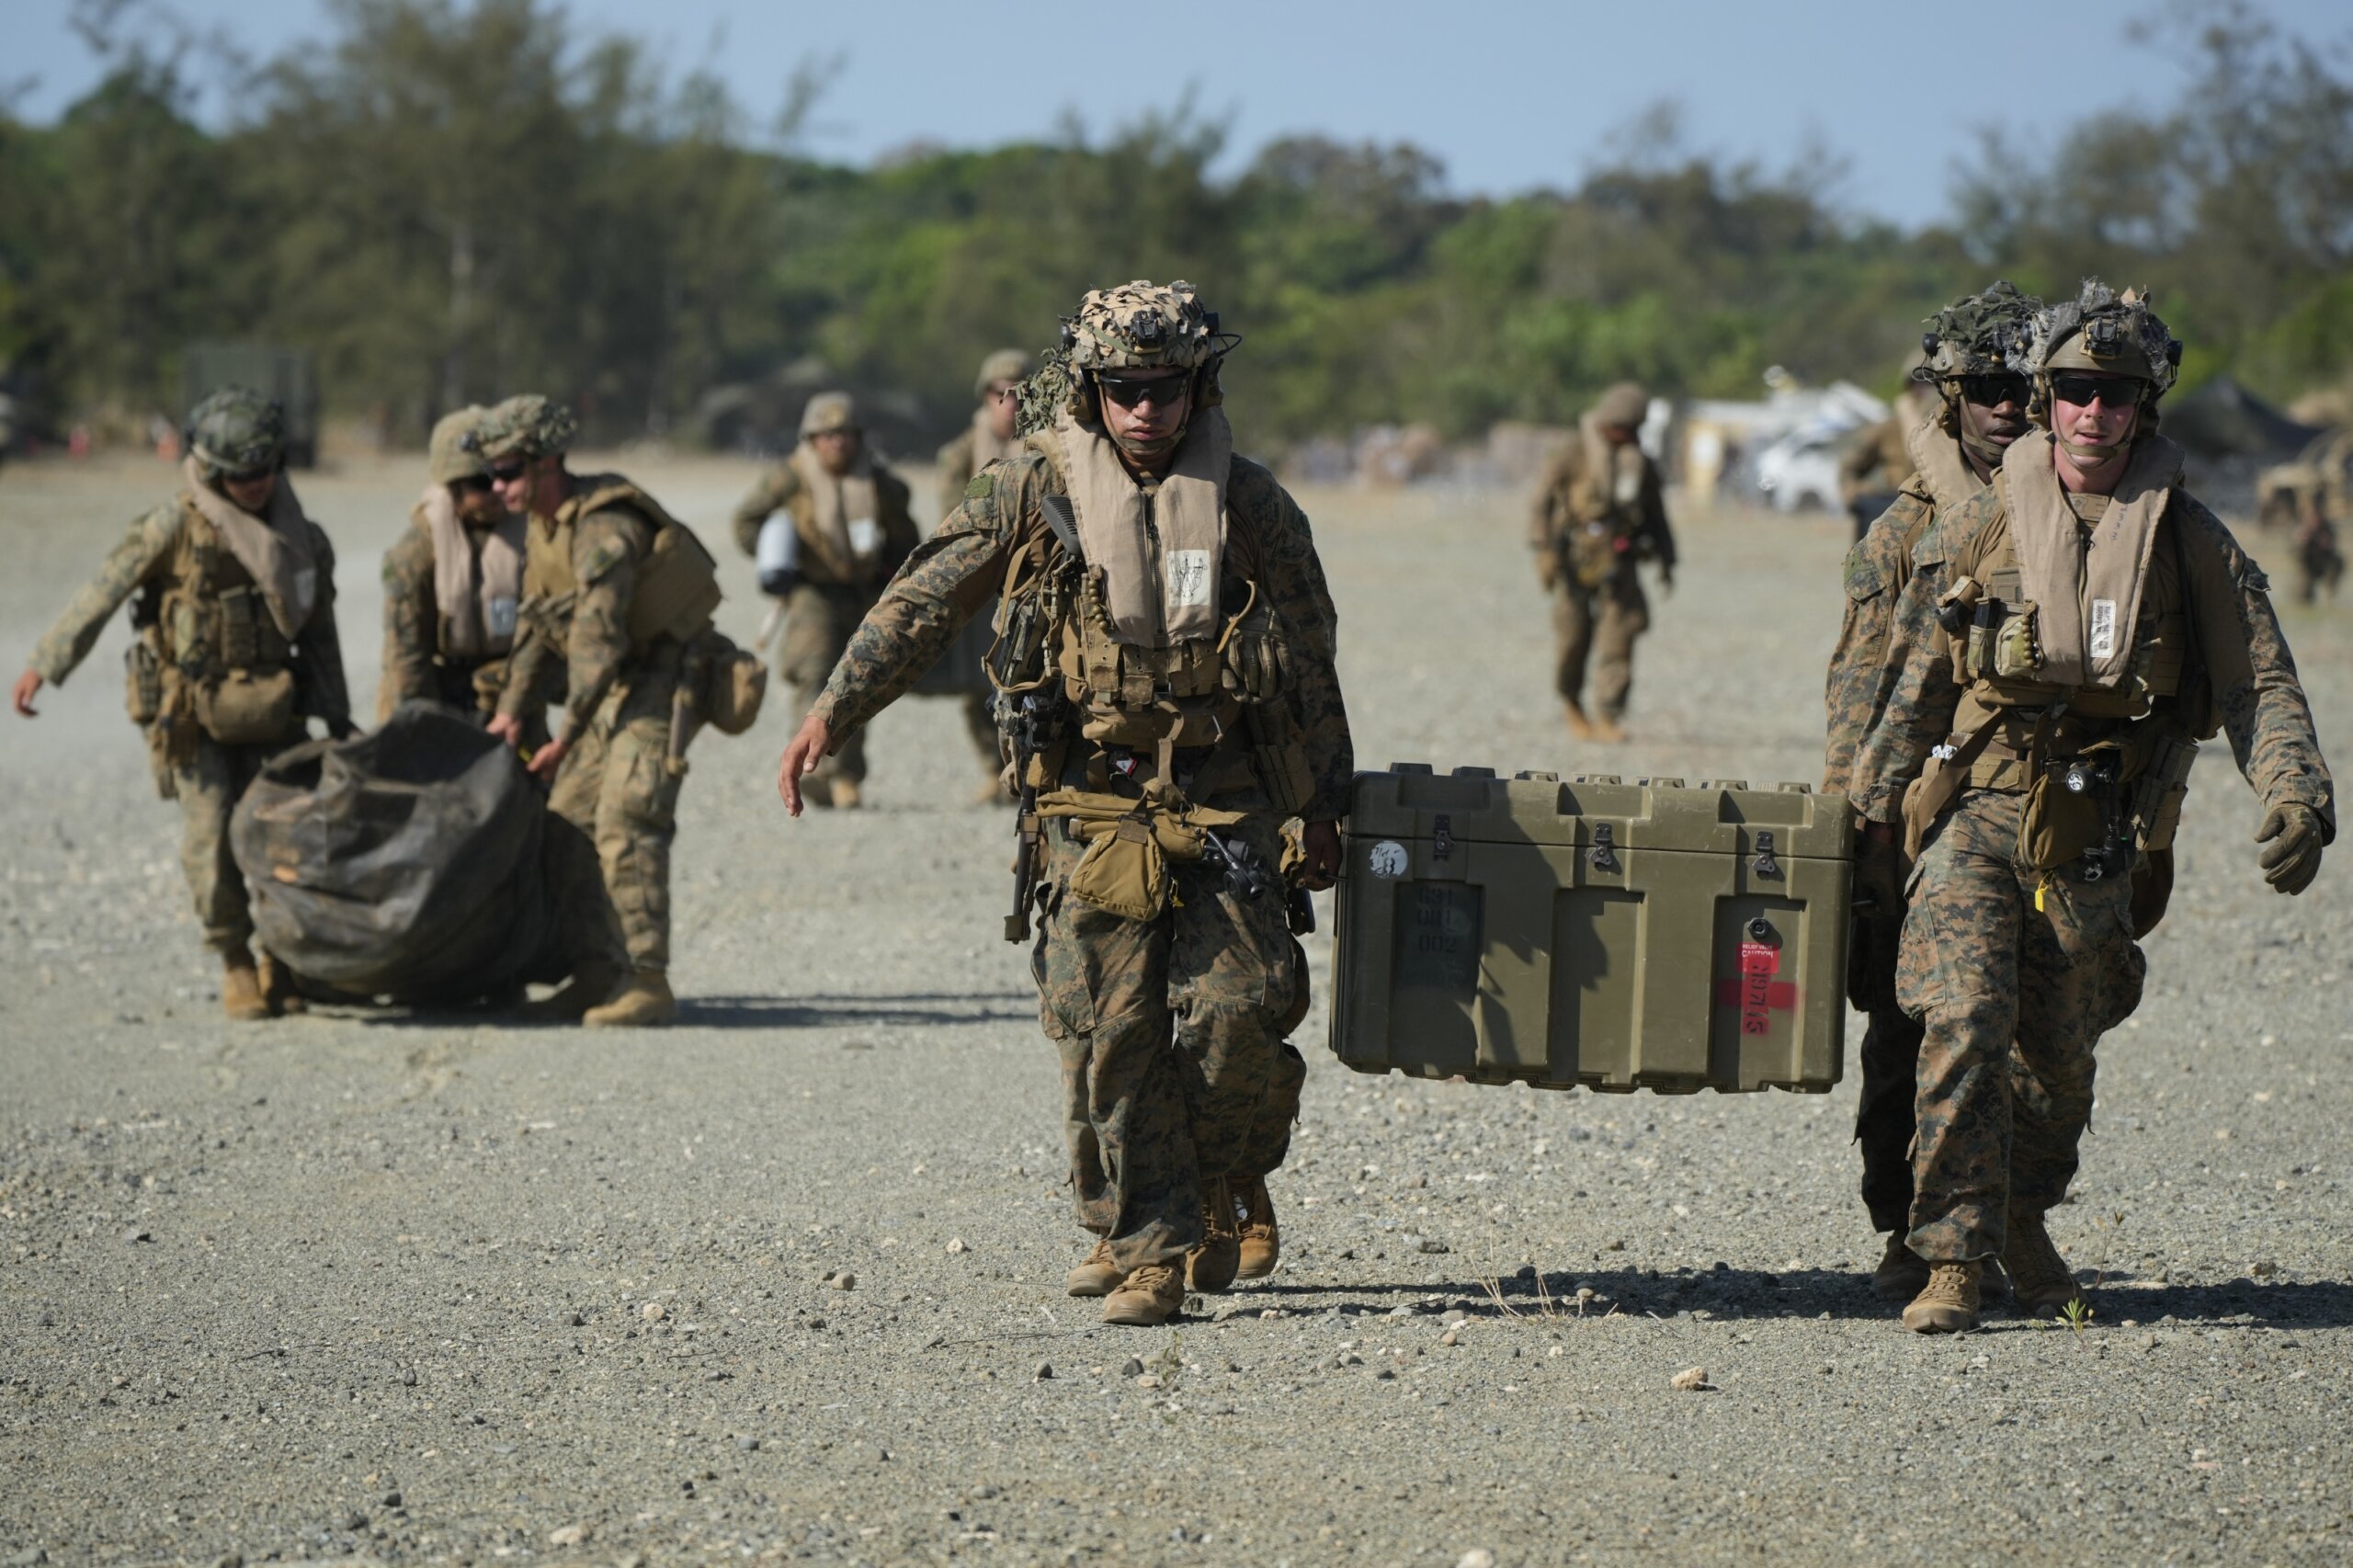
1901, 699, 2198, 880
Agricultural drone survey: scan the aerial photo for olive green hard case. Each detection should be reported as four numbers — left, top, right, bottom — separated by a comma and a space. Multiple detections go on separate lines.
1330, 766, 1850, 1095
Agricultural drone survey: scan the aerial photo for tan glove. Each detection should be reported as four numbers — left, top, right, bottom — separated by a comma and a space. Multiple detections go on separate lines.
2255, 802, 2325, 895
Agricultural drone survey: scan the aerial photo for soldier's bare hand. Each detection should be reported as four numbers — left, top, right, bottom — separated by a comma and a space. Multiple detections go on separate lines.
1298, 819, 1342, 892
12, 670, 42, 718
778, 713, 831, 816
526, 733, 571, 781
2255, 802, 2325, 895
486, 711, 522, 746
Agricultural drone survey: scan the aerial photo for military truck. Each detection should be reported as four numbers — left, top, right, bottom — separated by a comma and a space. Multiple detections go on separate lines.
183, 342, 322, 467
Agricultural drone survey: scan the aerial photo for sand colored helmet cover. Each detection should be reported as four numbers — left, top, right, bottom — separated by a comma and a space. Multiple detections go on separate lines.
471, 394, 578, 461
974, 349, 1032, 398
2026, 279, 2181, 397
800, 391, 858, 437
1592, 381, 1649, 428
1914, 280, 2040, 383
428, 404, 492, 484
185, 387, 288, 474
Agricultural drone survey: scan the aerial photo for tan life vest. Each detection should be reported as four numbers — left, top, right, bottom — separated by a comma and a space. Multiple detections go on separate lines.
990, 437, 1311, 812
1560, 414, 1652, 586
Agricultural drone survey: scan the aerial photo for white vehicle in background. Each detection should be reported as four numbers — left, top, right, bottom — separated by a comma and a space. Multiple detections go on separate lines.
1754, 426, 1851, 515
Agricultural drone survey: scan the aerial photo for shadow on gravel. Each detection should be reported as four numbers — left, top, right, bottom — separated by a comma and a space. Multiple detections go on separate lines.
1236, 1269, 2353, 1327
678, 992, 1036, 1028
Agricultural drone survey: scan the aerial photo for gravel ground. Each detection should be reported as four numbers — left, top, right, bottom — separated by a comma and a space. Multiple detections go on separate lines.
1, 451, 2347, 1567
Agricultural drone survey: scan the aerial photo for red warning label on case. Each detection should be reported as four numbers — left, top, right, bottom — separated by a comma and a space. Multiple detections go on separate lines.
1715, 939, 1793, 1036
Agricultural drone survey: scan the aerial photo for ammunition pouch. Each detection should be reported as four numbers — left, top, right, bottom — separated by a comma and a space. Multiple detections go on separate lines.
1036, 785, 1249, 923
194, 665, 298, 746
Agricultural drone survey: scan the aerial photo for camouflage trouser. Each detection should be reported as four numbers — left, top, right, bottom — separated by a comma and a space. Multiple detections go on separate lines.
548, 657, 682, 974
169, 734, 281, 954
1235, 1040, 1308, 1181
1034, 807, 1300, 1271
1896, 790, 2146, 1261
779, 583, 881, 786
1552, 573, 1650, 719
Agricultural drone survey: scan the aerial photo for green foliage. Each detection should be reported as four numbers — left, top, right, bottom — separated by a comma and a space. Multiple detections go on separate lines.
2, 0, 2348, 449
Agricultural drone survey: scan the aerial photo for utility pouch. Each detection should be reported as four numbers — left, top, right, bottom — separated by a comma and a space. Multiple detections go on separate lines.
195, 665, 297, 745
1067, 814, 1170, 921
1963, 622, 1997, 681
124, 632, 165, 725
1992, 603, 2043, 679
2019, 756, 2111, 873
218, 587, 263, 669
698, 633, 768, 736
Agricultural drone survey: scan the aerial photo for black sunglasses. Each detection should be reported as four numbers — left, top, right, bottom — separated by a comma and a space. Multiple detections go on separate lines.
450, 475, 494, 495
486, 459, 529, 483
2050, 372, 2141, 409
216, 466, 275, 485
1095, 372, 1188, 409
1957, 374, 2029, 408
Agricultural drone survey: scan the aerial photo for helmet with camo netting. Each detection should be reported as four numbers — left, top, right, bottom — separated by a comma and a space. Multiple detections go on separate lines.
1913, 280, 2040, 384
184, 387, 288, 477
974, 348, 1031, 399
1023, 280, 1238, 433
469, 393, 578, 461
2024, 279, 2182, 404
428, 404, 492, 485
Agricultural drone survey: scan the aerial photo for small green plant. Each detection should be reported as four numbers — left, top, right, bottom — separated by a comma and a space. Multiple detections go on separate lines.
1150, 1329, 1184, 1391
2060, 1297, 2094, 1340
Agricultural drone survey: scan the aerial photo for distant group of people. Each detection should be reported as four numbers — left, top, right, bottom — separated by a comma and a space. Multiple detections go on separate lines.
9, 273, 2336, 1339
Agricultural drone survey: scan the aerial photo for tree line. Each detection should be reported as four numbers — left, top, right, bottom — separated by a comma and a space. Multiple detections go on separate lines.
1, 0, 2347, 453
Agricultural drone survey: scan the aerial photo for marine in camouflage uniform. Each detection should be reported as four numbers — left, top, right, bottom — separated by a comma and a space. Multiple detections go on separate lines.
1823, 281, 2038, 1302
12, 389, 352, 1019
925, 348, 1033, 799
483, 396, 722, 1028
731, 392, 919, 809
1853, 282, 2334, 1333
1529, 381, 1676, 743
379, 404, 545, 742
778, 282, 1352, 1325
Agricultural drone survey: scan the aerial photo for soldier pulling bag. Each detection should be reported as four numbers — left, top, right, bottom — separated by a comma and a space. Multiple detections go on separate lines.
1332, 765, 1850, 1095
230, 702, 560, 1004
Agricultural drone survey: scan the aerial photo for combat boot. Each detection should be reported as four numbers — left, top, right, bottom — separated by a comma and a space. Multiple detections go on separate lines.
256, 949, 306, 1017
831, 779, 863, 811
583, 971, 676, 1028
1901, 1260, 1982, 1334
517, 964, 627, 1022
1236, 1176, 1280, 1278
1066, 1237, 1124, 1298
1590, 713, 1629, 744
220, 947, 270, 1022
1563, 700, 1594, 742
1101, 1263, 1185, 1326
1186, 1177, 1241, 1293
2001, 1209, 2083, 1319
1871, 1232, 1929, 1301
801, 775, 835, 810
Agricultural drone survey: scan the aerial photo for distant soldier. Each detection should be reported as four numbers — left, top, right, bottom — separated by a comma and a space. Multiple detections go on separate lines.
1529, 381, 1676, 743
731, 393, 920, 809
1822, 280, 2038, 1303
1837, 379, 1936, 540
482, 395, 722, 1028
927, 348, 1033, 801
1854, 282, 2334, 1334
776, 281, 1353, 1325
12, 388, 352, 1019
379, 404, 539, 737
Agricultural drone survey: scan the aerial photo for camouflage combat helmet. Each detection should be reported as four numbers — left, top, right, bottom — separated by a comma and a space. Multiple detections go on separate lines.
1025, 280, 1237, 432
427, 404, 492, 485
800, 391, 858, 437
974, 348, 1031, 399
2023, 279, 2181, 405
1913, 280, 2039, 384
470, 394, 577, 462
185, 387, 288, 478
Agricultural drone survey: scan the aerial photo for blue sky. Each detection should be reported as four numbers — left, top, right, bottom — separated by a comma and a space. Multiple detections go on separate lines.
12, 0, 2349, 227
